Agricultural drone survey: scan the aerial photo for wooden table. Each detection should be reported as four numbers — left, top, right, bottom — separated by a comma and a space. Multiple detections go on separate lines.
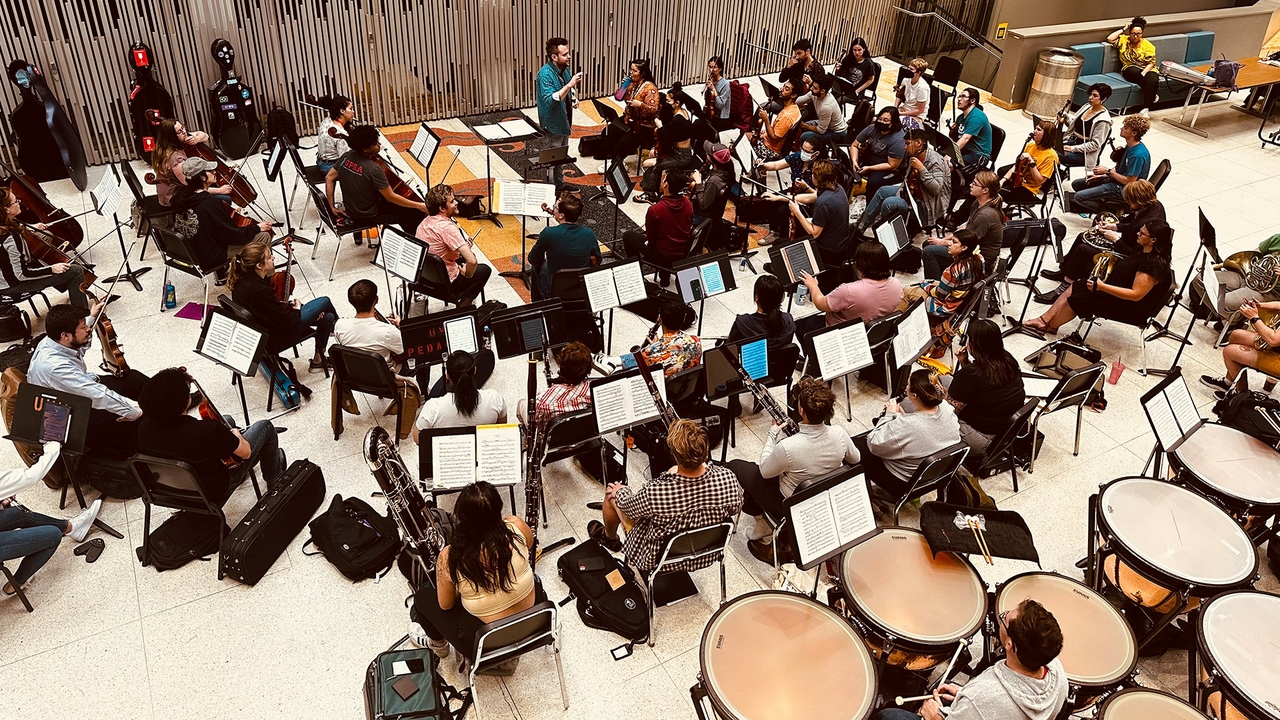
1161, 57, 1280, 138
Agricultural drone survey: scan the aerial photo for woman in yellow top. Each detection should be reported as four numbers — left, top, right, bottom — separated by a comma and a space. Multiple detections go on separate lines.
411, 481, 542, 674
1108, 16, 1158, 116
999, 119, 1059, 205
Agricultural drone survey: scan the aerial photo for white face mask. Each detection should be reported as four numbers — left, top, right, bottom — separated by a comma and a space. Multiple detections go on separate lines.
799, 150, 815, 162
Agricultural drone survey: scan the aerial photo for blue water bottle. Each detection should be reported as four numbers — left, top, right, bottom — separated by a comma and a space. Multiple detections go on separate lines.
164, 281, 176, 310
796, 283, 809, 306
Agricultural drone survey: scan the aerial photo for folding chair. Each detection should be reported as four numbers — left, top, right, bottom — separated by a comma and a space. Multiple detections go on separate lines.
468, 601, 568, 718
329, 345, 408, 442
965, 398, 1042, 492
889, 442, 969, 523
0, 560, 34, 612
645, 521, 735, 647
150, 226, 232, 320
1028, 362, 1107, 472
408, 253, 487, 313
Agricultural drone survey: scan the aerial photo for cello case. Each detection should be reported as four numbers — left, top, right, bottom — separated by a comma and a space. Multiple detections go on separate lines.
207, 39, 261, 159
125, 42, 175, 162
6, 60, 88, 190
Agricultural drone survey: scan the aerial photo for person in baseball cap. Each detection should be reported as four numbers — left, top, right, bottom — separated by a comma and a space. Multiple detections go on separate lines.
690, 139, 737, 229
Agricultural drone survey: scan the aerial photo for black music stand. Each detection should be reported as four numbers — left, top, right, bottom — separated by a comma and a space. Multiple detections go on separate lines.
90, 164, 151, 291
464, 117, 541, 227
418, 425, 518, 511
6, 383, 122, 539
1003, 221, 1048, 341
196, 308, 268, 425
603, 158, 633, 255
399, 305, 480, 390
672, 251, 739, 335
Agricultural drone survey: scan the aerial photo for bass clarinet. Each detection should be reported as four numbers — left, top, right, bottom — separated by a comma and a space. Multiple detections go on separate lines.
631, 349, 679, 428
724, 347, 798, 436
363, 426, 446, 582
522, 350, 555, 550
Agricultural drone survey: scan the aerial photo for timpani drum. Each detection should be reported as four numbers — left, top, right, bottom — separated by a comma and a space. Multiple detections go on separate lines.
1196, 591, 1280, 720
1096, 478, 1257, 614
1099, 687, 1210, 719
995, 571, 1137, 710
838, 527, 987, 671
1170, 424, 1280, 518
695, 591, 878, 720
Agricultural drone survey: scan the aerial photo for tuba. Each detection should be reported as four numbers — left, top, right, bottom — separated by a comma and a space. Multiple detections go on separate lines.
1221, 251, 1280, 294
1082, 212, 1120, 251
364, 426, 446, 581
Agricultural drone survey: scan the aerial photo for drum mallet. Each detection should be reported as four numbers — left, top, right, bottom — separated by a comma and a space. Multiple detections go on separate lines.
895, 638, 969, 707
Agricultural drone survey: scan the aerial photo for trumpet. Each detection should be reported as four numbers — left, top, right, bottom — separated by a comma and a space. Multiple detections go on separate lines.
1089, 251, 1119, 282
1081, 212, 1120, 251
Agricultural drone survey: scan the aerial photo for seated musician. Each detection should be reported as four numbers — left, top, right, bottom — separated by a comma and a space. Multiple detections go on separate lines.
622, 170, 693, 283
999, 120, 1059, 205
854, 370, 960, 511
171, 158, 272, 270
1203, 298, 1280, 393
615, 59, 660, 163
727, 275, 796, 350
1037, 179, 1164, 304
412, 351, 505, 442
528, 193, 601, 301
324, 124, 427, 237
333, 279, 426, 419
1068, 114, 1150, 214
727, 378, 859, 564
797, 242, 903, 335
875, 599, 1067, 720
705, 56, 734, 131
849, 107, 905, 201
229, 240, 338, 373
1108, 17, 1159, 117
933, 319, 1026, 461
1026, 220, 1174, 336
1198, 233, 1280, 320
952, 88, 993, 169
1, 444, 102, 599
28, 304, 150, 458
833, 37, 877, 101
748, 137, 826, 247
639, 296, 702, 377
588, 419, 743, 575
516, 341, 594, 424
689, 140, 737, 229
314, 94, 354, 173
1062, 84, 1114, 169
910, 229, 984, 325
137, 368, 284, 498
0, 187, 89, 309
896, 58, 930, 130
639, 111, 697, 201
150, 119, 232, 208
796, 74, 849, 145
410, 481, 543, 673
789, 159, 850, 268
923, 172, 1003, 280
751, 80, 801, 163
415, 184, 493, 307
855, 128, 951, 238
778, 38, 826, 88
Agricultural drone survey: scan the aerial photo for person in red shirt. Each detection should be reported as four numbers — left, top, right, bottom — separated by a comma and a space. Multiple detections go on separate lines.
622, 170, 693, 283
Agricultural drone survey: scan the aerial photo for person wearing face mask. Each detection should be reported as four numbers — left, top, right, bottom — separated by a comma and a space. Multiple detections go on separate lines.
849, 107, 905, 201
689, 140, 737, 229
747, 138, 825, 247
855, 128, 950, 237
950, 88, 992, 170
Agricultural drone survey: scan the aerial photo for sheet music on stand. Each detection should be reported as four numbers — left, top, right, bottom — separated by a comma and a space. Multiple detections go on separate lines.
494, 180, 556, 217
1020, 372, 1060, 399
429, 423, 523, 489
590, 370, 664, 435
197, 310, 265, 377
810, 320, 873, 381
892, 300, 932, 369
787, 470, 877, 570
778, 239, 820, 284
373, 228, 427, 282
1140, 368, 1205, 452
583, 260, 647, 314
473, 118, 539, 141
90, 167, 123, 217
1201, 259, 1224, 317
408, 123, 440, 171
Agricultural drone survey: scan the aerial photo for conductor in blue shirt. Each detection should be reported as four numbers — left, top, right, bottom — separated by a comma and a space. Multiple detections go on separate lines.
537, 37, 584, 191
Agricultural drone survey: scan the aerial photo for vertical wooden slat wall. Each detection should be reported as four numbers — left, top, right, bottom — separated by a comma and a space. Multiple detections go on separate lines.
0, 0, 892, 168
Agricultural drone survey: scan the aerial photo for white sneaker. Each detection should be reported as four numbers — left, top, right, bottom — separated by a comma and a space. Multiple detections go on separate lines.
68, 499, 101, 543
1139, 108, 1150, 118
757, 231, 779, 247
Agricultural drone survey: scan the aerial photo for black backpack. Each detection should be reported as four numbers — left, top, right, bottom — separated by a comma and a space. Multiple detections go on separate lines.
1212, 388, 1280, 446
304, 494, 401, 581
265, 105, 300, 151
136, 511, 229, 571
557, 539, 649, 644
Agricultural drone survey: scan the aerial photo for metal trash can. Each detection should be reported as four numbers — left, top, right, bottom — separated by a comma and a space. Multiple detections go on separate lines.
1024, 48, 1084, 118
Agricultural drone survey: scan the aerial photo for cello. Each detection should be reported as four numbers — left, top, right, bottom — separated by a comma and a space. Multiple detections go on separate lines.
143, 109, 258, 207
0, 159, 87, 265
326, 123, 424, 205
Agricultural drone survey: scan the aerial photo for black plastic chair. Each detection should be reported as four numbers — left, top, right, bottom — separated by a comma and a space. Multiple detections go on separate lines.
890, 442, 969, 523
989, 125, 1007, 171
468, 601, 568, 713
1076, 281, 1178, 376
1149, 158, 1172, 193
965, 398, 1042, 492
666, 364, 731, 463
119, 160, 175, 260
151, 226, 233, 320
865, 310, 906, 401
408, 252, 487, 313
329, 345, 405, 442
0, 289, 50, 319
298, 176, 380, 281
645, 521, 735, 647
1028, 363, 1108, 472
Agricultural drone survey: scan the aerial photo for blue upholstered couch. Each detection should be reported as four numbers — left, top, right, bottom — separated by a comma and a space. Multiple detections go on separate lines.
1071, 31, 1215, 110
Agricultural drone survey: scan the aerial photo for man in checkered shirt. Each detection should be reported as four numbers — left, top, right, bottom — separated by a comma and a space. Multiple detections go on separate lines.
589, 418, 742, 574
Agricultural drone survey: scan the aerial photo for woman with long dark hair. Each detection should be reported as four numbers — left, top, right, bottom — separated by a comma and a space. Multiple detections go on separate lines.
314, 94, 354, 172
854, 369, 961, 499
834, 37, 877, 99
413, 350, 507, 441
727, 274, 796, 349
943, 319, 1026, 459
640, 295, 702, 376
149, 118, 231, 207
410, 481, 541, 670
848, 106, 905, 200
0, 187, 89, 308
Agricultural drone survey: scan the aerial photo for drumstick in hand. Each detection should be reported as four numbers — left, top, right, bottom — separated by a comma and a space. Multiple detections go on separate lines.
896, 639, 968, 706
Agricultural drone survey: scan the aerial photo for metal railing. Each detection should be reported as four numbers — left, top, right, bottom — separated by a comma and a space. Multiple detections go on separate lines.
889, 1, 1002, 89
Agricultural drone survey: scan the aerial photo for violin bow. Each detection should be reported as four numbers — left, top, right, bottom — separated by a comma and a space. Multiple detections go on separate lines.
88, 237, 139, 332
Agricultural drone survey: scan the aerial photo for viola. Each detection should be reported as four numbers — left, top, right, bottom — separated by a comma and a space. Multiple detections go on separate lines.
271, 237, 295, 302
183, 370, 240, 468
0, 162, 85, 264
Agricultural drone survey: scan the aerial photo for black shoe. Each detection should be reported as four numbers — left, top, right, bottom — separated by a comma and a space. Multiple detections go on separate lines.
587, 520, 623, 552
1033, 287, 1064, 305
1039, 268, 1065, 282
1200, 374, 1231, 391
747, 538, 776, 565
308, 358, 330, 373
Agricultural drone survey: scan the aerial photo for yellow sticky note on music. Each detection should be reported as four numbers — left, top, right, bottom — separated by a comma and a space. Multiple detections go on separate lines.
605, 569, 625, 591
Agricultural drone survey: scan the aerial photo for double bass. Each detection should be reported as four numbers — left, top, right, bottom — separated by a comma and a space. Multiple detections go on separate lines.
6, 60, 87, 190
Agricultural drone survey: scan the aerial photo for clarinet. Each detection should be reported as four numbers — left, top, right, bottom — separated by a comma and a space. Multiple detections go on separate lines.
631, 350, 679, 428
724, 348, 798, 436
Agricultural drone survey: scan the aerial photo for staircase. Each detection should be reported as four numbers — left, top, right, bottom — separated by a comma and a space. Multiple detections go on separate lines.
887, 0, 1003, 90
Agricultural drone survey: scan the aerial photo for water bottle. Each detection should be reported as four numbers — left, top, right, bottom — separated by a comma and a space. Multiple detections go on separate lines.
163, 282, 176, 310
796, 284, 809, 306
739, 256, 748, 270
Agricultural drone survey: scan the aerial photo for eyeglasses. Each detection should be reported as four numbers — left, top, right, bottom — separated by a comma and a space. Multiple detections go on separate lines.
998, 610, 1010, 630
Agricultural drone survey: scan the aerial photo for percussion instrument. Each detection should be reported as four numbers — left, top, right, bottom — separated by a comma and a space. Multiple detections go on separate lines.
1220, 250, 1280, 294
1196, 591, 1280, 720
693, 591, 877, 720
837, 528, 986, 671
995, 572, 1136, 710
1094, 478, 1257, 615
1169, 423, 1280, 519
1099, 687, 1210, 720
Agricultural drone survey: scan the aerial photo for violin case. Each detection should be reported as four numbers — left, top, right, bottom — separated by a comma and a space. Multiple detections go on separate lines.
220, 459, 325, 585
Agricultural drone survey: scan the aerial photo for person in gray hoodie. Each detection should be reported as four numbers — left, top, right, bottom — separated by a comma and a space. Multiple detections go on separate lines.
875, 599, 1068, 720
853, 369, 961, 501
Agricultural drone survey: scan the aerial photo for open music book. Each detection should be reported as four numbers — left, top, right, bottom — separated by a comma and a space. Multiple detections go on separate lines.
373, 229, 427, 282
198, 311, 265, 377
583, 260, 647, 314
1141, 371, 1203, 451
429, 423, 523, 489
789, 472, 876, 570
408, 123, 440, 171
494, 180, 556, 217
892, 301, 932, 370
591, 370, 666, 435
778, 239, 819, 284
810, 320, 873, 381
473, 118, 539, 141
90, 166, 123, 217
1201, 259, 1224, 317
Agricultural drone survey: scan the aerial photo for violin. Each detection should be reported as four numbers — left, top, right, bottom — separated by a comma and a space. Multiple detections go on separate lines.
271, 236, 295, 302
0, 161, 85, 264
183, 370, 240, 468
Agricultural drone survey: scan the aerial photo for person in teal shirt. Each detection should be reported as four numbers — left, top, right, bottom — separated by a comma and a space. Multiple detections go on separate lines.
953, 88, 992, 169
536, 37, 583, 190
529, 193, 601, 299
